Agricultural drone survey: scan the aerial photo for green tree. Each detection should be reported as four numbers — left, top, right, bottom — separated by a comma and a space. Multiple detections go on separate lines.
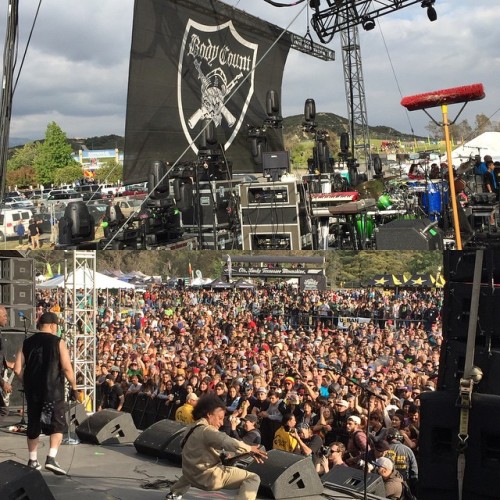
7, 141, 41, 172
53, 164, 84, 185
6, 165, 36, 189
94, 160, 123, 184
34, 122, 77, 184
475, 113, 492, 134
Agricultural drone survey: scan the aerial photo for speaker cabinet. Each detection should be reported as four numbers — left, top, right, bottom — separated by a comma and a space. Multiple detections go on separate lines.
246, 449, 323, 499
241, 224, 302, 251
240, 206, 299, 226
420, 391, 500, 499
375, 218, 443, 250
134, 419, 186, 463
65, 402, 87, 428
444, 249, 500, 283
0, 460, 55, 499
1, 258, 33, 281
75, 409, 139, 445
321, 466, 386, 497
0, 283, 33, 305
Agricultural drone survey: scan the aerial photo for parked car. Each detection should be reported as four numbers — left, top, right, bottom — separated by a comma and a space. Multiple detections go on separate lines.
87, 204, 108, 225
116, 198, 144, 218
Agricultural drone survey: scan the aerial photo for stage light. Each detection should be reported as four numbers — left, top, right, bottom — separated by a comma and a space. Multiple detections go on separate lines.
422, 0, 437, 22
361, 16, 375, 31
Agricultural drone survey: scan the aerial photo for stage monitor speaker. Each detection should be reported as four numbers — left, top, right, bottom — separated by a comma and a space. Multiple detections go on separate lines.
0, 460, 55, 499
262, 151, 290, 181
321, 466, 386, 498
134, 419, 186, 463
375, 218, 443, 250
75, 409, 139, 445
419, 391, 500, 500
65, 401, 87, 428
246, 449, 323, 499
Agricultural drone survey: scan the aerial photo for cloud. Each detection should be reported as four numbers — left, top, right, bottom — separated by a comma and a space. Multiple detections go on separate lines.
1, 0, 498, 141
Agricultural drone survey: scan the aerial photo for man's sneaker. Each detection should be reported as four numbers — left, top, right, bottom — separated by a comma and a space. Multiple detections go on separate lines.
165, 493, 182, 500
45, 456, 67, 475
27, 459, 41, 470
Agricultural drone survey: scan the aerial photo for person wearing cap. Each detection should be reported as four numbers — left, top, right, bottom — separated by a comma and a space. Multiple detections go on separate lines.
345, 415, 370, 468
14, 312, 78, 476
175, 392, 199, 424
374, 457, 404, 499
229, 413, 262, 447
294, 422, 323, 460
385, 427, 418, 493
165, 394, 267, 500
98, 373, 124, 412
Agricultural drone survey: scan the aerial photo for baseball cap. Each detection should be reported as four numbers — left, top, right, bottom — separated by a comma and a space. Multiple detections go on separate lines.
243, 414, 258, 423
348, 415, 361, 425
38, 312, 59, 325
257, 387, 268, 394
375, 457, 394, 471
336, 399, 349, 407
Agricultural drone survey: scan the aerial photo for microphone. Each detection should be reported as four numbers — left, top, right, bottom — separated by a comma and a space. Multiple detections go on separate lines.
400, 83, 485, 111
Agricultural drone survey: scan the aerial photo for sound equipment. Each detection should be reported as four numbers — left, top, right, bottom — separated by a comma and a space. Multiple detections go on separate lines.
197, 229, 240, 250
262, 151, 289, 181
239, 181, 299, 208
180, 180, 238, 229
65, 401, 87, 428
241, 223, 302, 251
75, 409, 139, 445
134, 419, 186, 463
245, 449, 323, 499
375, 218, 443, 250
322, 466, 386, 498
0, 460, 55, 499
0, 255, 35, 329
444, 249, 500, 283
240, 206, 299, 226
419, 391, 500, 499
438, 339, 500, 395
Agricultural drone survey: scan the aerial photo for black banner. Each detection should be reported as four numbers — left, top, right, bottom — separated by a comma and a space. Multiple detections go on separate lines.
124, 0, 291, 183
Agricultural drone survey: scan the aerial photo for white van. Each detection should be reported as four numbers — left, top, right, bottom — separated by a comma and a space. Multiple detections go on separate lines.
0, 208, 33, 241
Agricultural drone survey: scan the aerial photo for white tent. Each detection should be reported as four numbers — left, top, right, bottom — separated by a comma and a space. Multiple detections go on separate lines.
36, 268, 135, 290
447, 132, 500, 166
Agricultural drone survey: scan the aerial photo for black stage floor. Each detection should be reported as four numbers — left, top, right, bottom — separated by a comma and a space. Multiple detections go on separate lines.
0, 410, 380, 500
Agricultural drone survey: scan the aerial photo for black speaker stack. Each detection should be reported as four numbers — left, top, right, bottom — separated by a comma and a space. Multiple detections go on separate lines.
0, 254, 35, 328
419, 250, 500, 499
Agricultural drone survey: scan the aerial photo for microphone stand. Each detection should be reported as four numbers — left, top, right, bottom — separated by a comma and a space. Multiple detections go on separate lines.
10, 316, 29, 431
327, 364, 385, 500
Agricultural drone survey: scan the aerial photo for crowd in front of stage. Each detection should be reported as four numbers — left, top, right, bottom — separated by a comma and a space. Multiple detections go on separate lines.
36, 283, 442, 497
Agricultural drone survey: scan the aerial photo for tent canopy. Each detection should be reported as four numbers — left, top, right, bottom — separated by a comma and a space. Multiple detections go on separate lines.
37, 268, 135, 290
448, 131, 500, 165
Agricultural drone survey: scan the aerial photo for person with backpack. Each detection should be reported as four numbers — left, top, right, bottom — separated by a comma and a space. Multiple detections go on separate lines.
344, 415, 370, 468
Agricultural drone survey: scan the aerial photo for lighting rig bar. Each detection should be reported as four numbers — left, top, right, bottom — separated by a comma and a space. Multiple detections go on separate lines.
311, 0, 424, 43
289, 32, 335, 61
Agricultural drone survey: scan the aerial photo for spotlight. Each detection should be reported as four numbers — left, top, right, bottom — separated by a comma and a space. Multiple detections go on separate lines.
361, 16, 375, 31
422, 0, 437, 22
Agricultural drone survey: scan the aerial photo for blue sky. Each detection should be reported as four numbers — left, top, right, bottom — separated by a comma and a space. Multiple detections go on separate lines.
1, 0, 498, 141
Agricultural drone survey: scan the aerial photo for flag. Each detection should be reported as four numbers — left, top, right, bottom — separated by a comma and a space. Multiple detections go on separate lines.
188, 262, 192, 278
57, 263, 61, 275
227, 255, 232, 282
45, 263, 53, 279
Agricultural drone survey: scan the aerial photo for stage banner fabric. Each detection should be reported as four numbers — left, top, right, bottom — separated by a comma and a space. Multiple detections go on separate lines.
124, 0, 291, 183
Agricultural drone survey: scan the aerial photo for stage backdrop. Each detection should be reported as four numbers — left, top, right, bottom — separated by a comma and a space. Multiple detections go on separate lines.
124, 0, 291, 184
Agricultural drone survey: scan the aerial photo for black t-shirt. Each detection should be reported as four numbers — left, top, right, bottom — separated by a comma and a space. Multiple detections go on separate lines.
105, 384, 124, 409
28, 223, 39, 237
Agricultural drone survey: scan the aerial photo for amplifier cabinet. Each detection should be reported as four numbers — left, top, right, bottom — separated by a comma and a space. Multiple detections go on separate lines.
239, 181, 298, 208
198, 230, 241, 250
241, 223, 302, 250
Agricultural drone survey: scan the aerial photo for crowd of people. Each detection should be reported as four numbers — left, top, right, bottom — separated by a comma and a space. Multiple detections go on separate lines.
34, 282, 443, 498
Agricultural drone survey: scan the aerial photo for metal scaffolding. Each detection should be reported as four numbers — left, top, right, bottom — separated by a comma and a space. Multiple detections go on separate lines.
64, 251, 97, 411
340, 20, 372, 178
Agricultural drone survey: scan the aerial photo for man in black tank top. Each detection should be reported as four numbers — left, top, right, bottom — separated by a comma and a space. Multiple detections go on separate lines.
14, 312, 78, 475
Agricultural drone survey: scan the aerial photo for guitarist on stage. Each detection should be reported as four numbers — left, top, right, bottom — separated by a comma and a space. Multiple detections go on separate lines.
0, 306, 14, 423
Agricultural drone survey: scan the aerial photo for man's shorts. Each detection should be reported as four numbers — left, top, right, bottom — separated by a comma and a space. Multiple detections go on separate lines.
26, 400, 68, 439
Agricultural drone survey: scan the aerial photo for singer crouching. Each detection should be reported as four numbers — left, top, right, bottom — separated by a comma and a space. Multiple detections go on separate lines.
166, 394, 268, 500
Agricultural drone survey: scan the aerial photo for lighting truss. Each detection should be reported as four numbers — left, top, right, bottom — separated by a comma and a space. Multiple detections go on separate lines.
64, 251, 97, 412
311, 0, 423, 43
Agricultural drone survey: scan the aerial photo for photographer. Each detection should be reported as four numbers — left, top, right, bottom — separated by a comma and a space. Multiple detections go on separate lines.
316, 442, 347, 476
293, 423, 323, 460
229, 413, 262, 447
